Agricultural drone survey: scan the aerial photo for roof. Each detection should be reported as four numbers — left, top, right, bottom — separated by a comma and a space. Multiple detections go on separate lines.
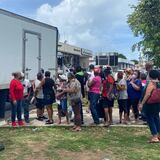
0, 8, 58, 31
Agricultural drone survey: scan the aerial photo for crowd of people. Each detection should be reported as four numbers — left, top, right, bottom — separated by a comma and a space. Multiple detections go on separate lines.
9, 63, 160, 142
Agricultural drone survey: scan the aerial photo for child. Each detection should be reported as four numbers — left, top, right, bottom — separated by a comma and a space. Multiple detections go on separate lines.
56, 75, 69, 124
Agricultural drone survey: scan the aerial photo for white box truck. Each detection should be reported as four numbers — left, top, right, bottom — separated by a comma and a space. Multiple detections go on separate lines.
0, 9, 58, 118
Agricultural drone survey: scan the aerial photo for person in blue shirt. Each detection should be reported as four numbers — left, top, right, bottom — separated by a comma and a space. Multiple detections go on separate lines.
127, 70, 142, 122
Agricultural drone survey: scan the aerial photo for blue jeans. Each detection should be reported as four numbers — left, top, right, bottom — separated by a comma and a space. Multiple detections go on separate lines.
11, 100, 22, 122
22, 98, 30, 122
146, 112, 160, 136
89, 92, 100, 124
60, 99, 67, 112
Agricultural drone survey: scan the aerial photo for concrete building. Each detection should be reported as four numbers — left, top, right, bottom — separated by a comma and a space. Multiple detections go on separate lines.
58, 42, 92, 69
90, 52, 135, 71
95, 52, 118, 71
118, 58, 135, 70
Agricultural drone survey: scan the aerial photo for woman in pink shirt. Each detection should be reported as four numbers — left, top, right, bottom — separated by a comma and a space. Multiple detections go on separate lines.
88, 68, 101, 124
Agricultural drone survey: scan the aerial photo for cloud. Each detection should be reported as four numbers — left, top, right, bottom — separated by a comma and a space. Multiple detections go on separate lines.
36, 0, 138, 59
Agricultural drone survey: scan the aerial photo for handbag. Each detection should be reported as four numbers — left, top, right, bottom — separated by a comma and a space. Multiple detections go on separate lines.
147, 83, 160, 104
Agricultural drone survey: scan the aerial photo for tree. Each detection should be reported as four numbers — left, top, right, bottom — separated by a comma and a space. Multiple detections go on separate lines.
128, 0, 160, 66
131, 59, 138, 65
118, 53, 127, 59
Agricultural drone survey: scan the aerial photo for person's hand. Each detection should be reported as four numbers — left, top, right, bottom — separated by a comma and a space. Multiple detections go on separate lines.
138, 103, 143, 111
13, 100, 17, 105
63, 88, 68, 93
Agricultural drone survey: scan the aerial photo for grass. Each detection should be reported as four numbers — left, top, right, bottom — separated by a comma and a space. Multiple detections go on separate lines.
0, 127, 160, 160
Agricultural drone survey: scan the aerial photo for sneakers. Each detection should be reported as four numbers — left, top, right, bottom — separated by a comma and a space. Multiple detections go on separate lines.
12, 121, 24, 127
36, 116, 48, 121
12, 122, 17, 127
18, 120, 24, 126
25, 119, 30, 124
41, 116, 48, 120
36, 117, 44, 121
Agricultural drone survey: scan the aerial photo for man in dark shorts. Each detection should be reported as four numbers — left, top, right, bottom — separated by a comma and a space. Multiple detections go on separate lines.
33, 72, 46, 121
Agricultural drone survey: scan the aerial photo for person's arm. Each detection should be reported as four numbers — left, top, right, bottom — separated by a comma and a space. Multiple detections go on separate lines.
27, 81, 32, 99
117, 84, 126, 91
32, 81, 36, 92
56, 91, 65, 98
10, 81, 16, 103
35, 79, 45, 96
107, 84, 113, 97
64, 80, 78, 94
88, 78, 95, 87
139, 82, 154, 110
53, 80, 57, 90
117, 79, 127, 91
64, 86, 76, 93
130, 80, 141, 91
107, 76, 114, 97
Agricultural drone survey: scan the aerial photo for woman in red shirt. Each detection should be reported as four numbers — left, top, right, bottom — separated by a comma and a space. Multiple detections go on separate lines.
102, 67, 115, 127
10, 72, 24, 127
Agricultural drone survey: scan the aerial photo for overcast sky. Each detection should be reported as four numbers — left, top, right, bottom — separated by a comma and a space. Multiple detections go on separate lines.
0, 0, 140, 60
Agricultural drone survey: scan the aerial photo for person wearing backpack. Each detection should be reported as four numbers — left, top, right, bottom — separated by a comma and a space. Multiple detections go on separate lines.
139, 70, 160, 143
102, 67, 115, 127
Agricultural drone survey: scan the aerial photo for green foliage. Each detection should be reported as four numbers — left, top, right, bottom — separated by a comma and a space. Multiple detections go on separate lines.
128, 0, 160, 66
118, 53, 127, 59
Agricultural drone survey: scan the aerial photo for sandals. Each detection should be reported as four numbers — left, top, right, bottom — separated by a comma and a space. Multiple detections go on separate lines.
72, 128, 81, 132
149, 138, 160, 143
45, 120, 54, 125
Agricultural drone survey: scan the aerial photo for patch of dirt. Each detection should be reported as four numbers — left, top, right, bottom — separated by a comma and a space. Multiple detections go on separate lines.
57, 149, 115, 160
23, 141, 49, 160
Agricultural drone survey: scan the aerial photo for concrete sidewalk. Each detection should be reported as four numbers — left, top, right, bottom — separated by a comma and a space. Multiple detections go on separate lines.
0, 107, 147, 128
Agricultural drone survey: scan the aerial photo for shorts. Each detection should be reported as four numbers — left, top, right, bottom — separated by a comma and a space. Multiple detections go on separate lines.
118, 99, 127, 113
43, 94, 55, 106
102, 97, 114, 108
58, 99, 68, 113
35, 98, 44, 109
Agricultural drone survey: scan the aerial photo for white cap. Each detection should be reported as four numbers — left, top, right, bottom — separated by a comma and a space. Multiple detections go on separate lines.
59, 74, 67, 81
20, 72, 25, 77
